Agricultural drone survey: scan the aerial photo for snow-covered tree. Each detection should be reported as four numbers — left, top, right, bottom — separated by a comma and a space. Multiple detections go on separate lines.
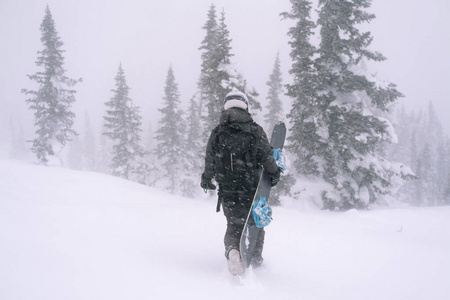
216, 9, 261, 114
282, 0, 323, 177
9, 119, 27, 159
22, 5, 80, 164
186, 95, 202, 171
315, 0, 406, 209
97, 123, 112, 174
103, 64, 148, 181
394, 103, 450, 206
82, 111, 97, 171
155, 66, 188, 194
264, 53, 284, 132
67, 135, 83, 170
198, 4, 222, 138
284, 0, 407, 210
198, 5, 261, 139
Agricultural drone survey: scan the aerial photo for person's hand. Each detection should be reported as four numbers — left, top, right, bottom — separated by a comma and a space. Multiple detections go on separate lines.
201, 173, 216, 190
270, 168, 281, 187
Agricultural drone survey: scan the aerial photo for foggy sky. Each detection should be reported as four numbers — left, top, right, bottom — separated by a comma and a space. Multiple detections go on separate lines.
1, 0, 449, 141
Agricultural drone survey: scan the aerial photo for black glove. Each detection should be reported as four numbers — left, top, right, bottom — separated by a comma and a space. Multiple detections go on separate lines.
269, 168, 281, 187
201, 173, 216, 191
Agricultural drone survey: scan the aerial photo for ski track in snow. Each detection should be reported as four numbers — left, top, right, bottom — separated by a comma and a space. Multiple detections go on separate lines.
1, 159, 450, 300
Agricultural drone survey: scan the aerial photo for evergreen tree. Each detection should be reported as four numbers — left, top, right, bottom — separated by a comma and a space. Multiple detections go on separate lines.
97, 122, 112, 174
389, 103, 450, 206
216, 9, 261, 114
9, 119, 27, 159
198, 5, 261, 139
436, 138, 449, 204
441, 138, 450, 204
182, 94, 203, 197
282, 0, 323, 177
285, 0, 406, 209
186, 94, 202, 172
22, 5, 80, 164
388, 106, 410, 163
425, 102, 443, 147
264, 53, 284, 132
155, 66, 187, 194
315, 0, 405, 209
67, 135, 83, 170
103, 64, 148, 181
198, 4, 222, 139
82, 111, 97, 171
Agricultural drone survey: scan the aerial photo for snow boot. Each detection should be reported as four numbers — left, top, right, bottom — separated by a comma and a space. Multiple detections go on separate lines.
251, 255, 264, 268
228, 249, 244, 276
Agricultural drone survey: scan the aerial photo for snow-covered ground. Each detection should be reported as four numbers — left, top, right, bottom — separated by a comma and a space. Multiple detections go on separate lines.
1, 159, 449, 300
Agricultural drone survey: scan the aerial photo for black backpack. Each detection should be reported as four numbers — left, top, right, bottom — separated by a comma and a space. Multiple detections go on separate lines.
214, 122, 260, 189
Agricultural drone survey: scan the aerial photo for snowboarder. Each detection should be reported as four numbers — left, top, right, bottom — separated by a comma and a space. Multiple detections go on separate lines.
201, 90, 281, 275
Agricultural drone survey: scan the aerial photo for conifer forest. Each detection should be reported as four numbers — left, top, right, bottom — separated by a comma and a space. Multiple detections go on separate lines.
2, 0, 450, 209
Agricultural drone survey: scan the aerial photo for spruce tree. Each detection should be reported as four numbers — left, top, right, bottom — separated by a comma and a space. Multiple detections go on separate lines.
198, 4, 222, 138
216, 9, 261, 114
390, 104, 450, 206
264, 53, 284, 132
103, 64, 148, 181
198, 6, 261, 139
82, 112, 97, 171
282, 0, 323, 177
285, 0, 406, 209
180, 94, 203, 197
22, 5, 80, 164
67, 135, 83, 170
185, 94, 202, 174
155, 66, 187, 194
9, 119, 27, 159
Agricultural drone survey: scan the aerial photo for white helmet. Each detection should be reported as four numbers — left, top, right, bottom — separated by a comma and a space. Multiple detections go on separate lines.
223, 90, 249, 110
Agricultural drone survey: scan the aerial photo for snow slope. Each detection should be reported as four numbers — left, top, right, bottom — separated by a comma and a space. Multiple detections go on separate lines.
1, 159, 449, 300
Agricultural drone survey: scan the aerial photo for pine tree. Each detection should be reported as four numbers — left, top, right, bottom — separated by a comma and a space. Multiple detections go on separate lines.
82, 111, 97, 171
198, 6, 261, 139
282, 0, 323, 177
67, 135, 83, 170
216, 9, 261, 114
22, 5, 80, 164
97, 122, 112, 174
179, 94, 203, 197
155, 66, 187, 194
103, 64, 148, 181
9, 119, 27, 159
436, 138, 449, 204
198, 4, 222, 139
285, 0, 405, 209
389, 103, 450, 206
264, 53, 284, 132
185, 94, 202, 173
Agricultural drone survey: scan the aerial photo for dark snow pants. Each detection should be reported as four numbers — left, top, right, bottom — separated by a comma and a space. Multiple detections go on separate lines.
219, 190, 265, 260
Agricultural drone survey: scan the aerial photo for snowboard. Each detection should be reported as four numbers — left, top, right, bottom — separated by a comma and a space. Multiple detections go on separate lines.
239, 121, 286, 269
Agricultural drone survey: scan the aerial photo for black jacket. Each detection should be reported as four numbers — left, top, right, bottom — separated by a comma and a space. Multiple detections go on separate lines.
203, 108, 279, 191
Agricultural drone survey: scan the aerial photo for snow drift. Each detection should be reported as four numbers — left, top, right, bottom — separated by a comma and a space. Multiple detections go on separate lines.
1, 159, 449, 300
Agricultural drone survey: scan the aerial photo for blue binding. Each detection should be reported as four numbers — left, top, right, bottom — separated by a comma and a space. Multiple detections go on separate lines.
252, 197, 273, 228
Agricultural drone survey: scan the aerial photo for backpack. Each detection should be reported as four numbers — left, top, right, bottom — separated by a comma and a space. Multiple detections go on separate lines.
214, 122, 260, 189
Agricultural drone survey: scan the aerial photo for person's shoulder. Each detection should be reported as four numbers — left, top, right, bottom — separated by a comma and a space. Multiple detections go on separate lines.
250, 121, 264, 134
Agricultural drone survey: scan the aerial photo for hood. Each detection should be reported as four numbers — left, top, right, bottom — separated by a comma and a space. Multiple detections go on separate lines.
219, 107, 253, 125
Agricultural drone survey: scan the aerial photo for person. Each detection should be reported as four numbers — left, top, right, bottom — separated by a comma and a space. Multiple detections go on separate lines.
201, 90, 281, 274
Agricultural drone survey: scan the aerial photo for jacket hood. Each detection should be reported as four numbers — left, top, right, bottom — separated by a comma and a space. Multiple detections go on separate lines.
219, 107, 253, 125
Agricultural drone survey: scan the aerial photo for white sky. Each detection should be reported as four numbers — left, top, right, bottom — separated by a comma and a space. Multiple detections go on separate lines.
0, 0, 449, 139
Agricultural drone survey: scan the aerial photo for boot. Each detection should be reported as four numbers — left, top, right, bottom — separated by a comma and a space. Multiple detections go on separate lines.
251, 255, 264, 268
228, 249, 244, 276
